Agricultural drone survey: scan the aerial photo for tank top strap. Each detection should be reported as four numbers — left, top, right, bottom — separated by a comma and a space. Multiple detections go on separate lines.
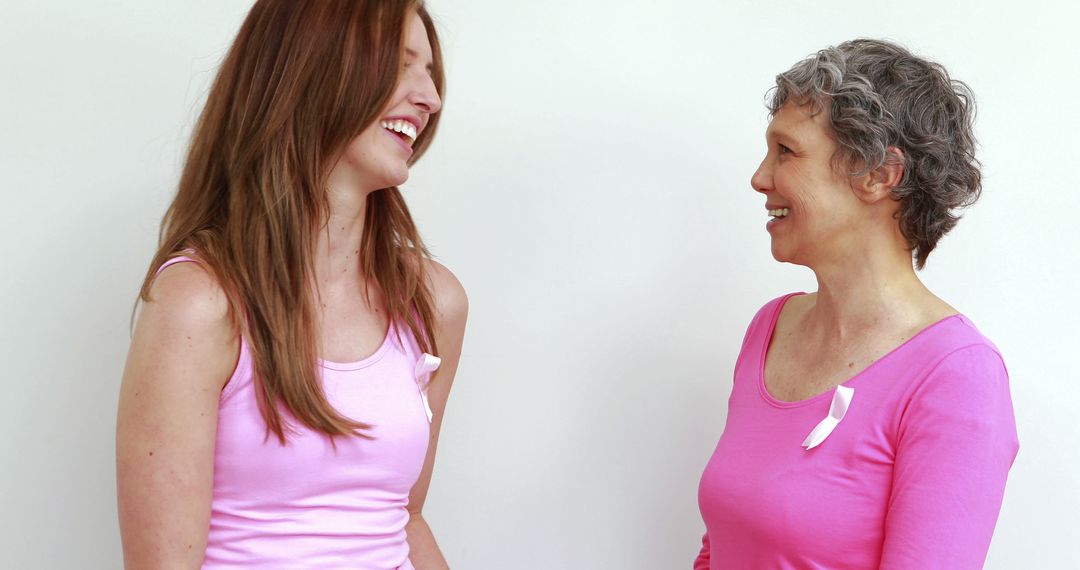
153, 250, 200, 276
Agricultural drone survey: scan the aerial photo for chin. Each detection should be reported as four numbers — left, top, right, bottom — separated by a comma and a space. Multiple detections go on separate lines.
769, 244, 804, 266
770, 243, 789, 263
378, 166, 410, 189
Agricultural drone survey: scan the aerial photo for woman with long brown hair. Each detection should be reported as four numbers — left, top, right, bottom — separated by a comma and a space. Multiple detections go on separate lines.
115, 1, 466, 568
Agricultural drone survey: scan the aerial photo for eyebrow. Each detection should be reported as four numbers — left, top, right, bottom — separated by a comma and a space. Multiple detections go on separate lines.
766, 124, 797, 145
405, 48, 434, 72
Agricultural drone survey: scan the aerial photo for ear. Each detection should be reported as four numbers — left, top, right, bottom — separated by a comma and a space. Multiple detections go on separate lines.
851, 146, 905, 204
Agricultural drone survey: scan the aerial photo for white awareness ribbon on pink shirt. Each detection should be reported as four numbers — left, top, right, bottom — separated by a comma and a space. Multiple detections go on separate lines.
801, 385, 854, 450
414, 353, 441, 423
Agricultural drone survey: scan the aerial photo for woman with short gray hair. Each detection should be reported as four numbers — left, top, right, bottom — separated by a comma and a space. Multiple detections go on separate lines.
695, 39, 1018, 569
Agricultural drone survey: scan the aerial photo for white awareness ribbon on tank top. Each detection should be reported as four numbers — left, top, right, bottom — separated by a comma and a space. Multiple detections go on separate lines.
414, 353, 441, 423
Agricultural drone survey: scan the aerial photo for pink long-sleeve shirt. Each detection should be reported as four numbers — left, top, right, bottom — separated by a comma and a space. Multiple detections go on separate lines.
696, 294, 1018, 569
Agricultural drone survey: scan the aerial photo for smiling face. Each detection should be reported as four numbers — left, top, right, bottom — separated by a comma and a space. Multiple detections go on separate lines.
337, 9, 442, 192
750, 100, 868, 268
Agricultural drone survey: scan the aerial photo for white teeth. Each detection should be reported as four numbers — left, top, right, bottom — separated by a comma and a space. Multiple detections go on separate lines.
768, 208, 790, 218
380, 120, 417, 143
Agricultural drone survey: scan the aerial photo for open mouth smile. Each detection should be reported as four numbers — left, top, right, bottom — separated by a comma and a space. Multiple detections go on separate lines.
381, 119, 418, 146
766, 207, 790, 229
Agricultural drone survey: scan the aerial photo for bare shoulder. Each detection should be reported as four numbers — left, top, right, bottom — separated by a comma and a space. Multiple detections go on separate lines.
786, 291, 816, 312
422, 258, 468, 331
922, 293, 960, 322
775, 292, 814, 331
144, 261, 232, 332
132, 261, 237, 386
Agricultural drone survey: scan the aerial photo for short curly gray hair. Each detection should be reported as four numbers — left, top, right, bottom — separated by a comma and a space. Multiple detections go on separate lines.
768, 38, 981, 269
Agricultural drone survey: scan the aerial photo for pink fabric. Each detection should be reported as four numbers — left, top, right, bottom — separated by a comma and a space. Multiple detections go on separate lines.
695, 293, 1018, 569
156, 257, 434, 569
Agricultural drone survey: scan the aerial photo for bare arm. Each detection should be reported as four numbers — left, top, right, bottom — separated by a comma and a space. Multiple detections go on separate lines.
406, 260, 468, 570
116, 263, 237, 569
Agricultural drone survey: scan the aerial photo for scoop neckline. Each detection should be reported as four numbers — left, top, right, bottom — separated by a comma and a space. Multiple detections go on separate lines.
318, 321, 396, 371
756, 292, 964, 409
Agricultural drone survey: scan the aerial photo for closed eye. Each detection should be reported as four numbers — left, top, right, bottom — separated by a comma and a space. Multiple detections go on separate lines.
405, 48, 435, 77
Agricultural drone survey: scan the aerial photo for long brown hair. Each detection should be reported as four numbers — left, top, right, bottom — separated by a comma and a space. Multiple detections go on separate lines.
138, 0, 446, 443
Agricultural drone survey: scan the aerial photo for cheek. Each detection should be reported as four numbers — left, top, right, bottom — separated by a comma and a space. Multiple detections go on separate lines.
342, 130, 378, 168
777, 164, 815, 209
781, 170, 848, 232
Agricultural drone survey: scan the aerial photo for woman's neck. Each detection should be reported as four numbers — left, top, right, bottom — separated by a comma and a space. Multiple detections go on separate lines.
805, 246, 946, 342
313, 180, 371, 287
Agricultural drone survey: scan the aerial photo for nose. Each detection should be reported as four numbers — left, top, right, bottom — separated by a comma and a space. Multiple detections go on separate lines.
750, 156, 771, 195
408, 73, 442, 115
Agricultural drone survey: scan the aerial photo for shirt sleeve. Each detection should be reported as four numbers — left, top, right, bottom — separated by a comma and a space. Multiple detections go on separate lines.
693, 532, 710, 570
880, 344, 1019, 569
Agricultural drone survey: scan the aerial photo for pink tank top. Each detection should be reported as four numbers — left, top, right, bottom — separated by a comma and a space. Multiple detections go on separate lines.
157, 256, 439, 569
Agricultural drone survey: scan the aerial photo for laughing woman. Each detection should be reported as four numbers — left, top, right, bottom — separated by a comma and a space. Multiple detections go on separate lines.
695, 39, 1017, 569
116, 1, 466, 568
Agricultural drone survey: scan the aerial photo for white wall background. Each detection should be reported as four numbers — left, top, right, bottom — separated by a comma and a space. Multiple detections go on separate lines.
2, 0, 1077, 567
